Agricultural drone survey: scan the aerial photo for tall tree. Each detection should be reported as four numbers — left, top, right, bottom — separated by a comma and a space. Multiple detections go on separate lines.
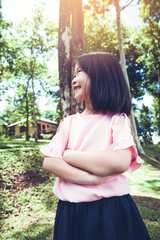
114, 0, 144, 153
70, 0, 85, 114
133, 0, 160, 137
84, 0, 144, 153
152, 97, 160, 136
58, 0, 85, 117
139, 0, 160, 85
1, 2, 58, 141
58, 0, 71, 118
138, 104, 153, 144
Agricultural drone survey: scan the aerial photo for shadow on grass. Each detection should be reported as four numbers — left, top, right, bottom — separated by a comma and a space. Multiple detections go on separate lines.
132, 195, 160, 240
0, 146, 12, 149
132, 195, 160, 211
142, 144, 160, 170
136, 179, 160, 194
140, 153, 160, 170
8, 222, 53, 240
0, 139, 48, 150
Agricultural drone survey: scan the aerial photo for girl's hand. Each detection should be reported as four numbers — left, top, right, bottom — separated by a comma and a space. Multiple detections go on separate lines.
93, 175, 114, 185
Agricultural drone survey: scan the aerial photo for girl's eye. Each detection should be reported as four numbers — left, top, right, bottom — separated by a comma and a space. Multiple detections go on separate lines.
73, 68, 82, 78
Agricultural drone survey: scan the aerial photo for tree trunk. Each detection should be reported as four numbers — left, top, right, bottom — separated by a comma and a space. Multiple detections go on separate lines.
30, 57, 38, 142
58, 0, 71, 118
26, 101, 29, 141
70, 0, 85, 114
114, 0, 144, 154
31, 76, 38, 142
25, 80, 30, 141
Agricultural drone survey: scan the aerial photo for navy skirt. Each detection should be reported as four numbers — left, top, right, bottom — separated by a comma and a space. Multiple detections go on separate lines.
54, 194, 150, 240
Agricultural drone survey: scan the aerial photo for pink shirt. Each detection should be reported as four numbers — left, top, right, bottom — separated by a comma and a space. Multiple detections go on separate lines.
40, 113, 142, 203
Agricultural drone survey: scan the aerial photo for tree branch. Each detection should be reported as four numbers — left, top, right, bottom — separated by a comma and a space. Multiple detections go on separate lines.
121, 0, 138, 11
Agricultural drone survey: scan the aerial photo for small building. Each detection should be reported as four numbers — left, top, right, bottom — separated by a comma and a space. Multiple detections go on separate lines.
8, 118, 58, 137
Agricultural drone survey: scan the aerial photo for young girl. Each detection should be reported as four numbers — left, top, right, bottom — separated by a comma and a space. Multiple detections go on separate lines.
40, 52, 150, 240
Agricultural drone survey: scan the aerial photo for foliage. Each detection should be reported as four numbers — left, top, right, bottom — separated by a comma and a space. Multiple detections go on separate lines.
1, 2, 58, 139
136, 0, 160, 95
40, 84, 62, 124
132, 0, 160, 135
84, 1, 146, 100
0, 12, 17, 83
84, 10, 118, 54
84, 0, 158, 139
136, 104, 154, 144
124, 33, 146, 99
152, 97, 160, 136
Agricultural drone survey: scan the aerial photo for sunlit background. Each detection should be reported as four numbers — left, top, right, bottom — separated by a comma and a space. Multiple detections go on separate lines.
1, 0, 152, 107
1, 0, 158, 143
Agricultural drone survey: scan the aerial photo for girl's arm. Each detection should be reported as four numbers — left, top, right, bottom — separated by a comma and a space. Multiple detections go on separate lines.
43, 157, 112, 185
63, 148, 132, 177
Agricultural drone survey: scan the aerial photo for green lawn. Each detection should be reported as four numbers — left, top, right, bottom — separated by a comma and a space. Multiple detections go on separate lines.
0, 138, 160, 240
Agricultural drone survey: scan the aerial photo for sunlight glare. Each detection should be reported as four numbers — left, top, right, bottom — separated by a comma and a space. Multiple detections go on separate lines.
2, 0, 60, 23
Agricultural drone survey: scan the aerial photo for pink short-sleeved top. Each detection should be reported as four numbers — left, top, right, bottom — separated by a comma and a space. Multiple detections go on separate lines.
40, 113, 143, 203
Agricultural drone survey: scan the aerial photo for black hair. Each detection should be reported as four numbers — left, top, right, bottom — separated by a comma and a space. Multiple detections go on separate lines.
77, 52, 131, 115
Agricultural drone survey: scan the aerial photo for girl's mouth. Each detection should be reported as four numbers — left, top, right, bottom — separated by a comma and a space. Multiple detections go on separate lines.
74, 86, 81, 91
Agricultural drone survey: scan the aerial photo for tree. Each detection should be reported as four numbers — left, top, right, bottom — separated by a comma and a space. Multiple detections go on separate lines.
1, 2, 58, 141
58, 0, 85, 117
84, 10, 145, 99
138, 0, 160, 85
125, 39, 146, 99
0, 8, 19, 97
70, 0, 85, 114
84, 0, 144, 153
138, 104, 153, 144
152, 97, 160, 136
136, 0, 160, 137
84, 10, 118, 54
58, 0, 71, 118
114, 0, 144, 153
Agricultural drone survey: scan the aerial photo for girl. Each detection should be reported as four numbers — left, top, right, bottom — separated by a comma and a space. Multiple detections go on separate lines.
40, 52, 150, 240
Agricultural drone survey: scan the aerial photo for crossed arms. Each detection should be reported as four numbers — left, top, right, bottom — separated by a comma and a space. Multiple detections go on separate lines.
43, 116, 132, 185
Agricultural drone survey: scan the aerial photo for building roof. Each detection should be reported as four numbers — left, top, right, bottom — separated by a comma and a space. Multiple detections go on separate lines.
37, 117, 58, 125
8, 117, 58, 128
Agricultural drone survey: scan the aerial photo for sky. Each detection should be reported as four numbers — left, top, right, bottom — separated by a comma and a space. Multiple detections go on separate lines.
1, 0, 60, 23
1, 0, 143, 26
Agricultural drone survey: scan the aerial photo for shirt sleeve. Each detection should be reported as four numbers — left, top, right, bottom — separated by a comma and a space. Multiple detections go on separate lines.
39, 118, 70, 159
111, 113, 143, 172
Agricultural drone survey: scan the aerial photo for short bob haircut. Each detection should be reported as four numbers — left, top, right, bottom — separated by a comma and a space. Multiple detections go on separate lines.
76, 52, 131, 115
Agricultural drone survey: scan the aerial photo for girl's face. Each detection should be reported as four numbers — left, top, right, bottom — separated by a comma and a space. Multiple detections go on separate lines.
72, 63, 91, 102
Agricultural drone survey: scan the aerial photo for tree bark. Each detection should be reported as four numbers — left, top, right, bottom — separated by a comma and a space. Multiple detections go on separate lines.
25, 79, 30, 141
58, 0, 71, 118
30, 58, 38, 142
70, 0, 85, 114
114, 0, 144, 154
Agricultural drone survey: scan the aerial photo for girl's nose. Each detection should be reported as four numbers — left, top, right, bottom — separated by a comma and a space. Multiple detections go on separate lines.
72, 77, 77, 86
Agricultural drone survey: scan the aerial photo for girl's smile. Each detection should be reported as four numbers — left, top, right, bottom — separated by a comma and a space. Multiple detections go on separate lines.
72, 63, 91, 102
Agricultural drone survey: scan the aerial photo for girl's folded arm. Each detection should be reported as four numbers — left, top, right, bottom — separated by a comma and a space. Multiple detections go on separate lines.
43, 157, 112, 185
63, 148, 132, 177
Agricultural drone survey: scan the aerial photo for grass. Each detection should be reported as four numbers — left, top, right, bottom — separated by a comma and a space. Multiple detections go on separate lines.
0, 138, 160, 239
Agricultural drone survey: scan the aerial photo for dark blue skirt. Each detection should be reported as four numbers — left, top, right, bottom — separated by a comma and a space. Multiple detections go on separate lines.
54, 194, 150, 240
